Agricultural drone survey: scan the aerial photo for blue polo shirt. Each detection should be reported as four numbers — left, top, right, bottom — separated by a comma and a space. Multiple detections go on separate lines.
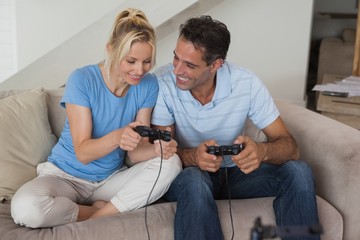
151, 62, 279, 167
48, 64, 159, 181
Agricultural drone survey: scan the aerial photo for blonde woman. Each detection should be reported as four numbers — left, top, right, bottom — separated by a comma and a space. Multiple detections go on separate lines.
11, 8, 181, 228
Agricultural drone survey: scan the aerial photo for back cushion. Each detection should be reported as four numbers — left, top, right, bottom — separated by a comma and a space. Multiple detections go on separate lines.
46, 88, 66, 139
0, 88, 57, 201
244, 118, 267, 143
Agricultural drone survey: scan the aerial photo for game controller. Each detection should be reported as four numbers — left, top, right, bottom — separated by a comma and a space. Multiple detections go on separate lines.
135, 126, 171, 142
207, 144, 244, 156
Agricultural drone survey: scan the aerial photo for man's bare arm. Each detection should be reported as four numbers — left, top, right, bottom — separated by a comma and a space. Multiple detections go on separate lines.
257, 116, 299, 164
232, 117, 299, 174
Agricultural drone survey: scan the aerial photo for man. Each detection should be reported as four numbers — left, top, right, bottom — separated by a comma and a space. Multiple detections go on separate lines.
151, 15, 319, 240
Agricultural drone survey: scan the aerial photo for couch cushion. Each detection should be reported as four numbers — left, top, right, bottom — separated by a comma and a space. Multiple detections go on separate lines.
0, 196, 342, 240
0, 88, 57, 201
0, 89, 25, 100
244, 118, 267, 142
45, 88, 65, 139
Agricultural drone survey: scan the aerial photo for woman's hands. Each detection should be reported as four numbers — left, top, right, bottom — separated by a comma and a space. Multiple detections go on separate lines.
153, 127, 178, 159
121, 124, 178, 163
115, 122, 143, 151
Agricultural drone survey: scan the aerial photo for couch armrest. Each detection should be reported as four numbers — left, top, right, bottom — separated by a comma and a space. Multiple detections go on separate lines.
276, 100, 360, 240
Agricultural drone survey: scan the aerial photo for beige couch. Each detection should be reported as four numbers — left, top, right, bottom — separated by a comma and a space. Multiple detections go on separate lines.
0, 87, 359, 240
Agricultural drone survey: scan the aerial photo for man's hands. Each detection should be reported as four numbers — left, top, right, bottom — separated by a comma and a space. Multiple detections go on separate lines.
231, 136, 265, 174
192, 140, 223, 172
191, 137, 265, 174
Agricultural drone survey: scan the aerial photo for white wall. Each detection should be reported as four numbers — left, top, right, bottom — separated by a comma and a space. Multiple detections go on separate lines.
157, 0, 314, 105
15, 0, 124, 71
1, 0, 314, 106
0, 0, 124, 83
14, 0, 199, 72
0, 0, 16, 81
0, 0, 200, 89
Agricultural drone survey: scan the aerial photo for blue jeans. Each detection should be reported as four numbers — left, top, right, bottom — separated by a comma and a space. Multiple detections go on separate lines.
164, 160, 320, 240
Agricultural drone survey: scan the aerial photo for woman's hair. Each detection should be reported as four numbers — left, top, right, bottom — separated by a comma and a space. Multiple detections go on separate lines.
104, 8, 156, 76
179, 15, 230, 65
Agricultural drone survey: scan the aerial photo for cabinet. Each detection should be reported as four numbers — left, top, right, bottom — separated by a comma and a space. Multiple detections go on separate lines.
316, 74, 360, 130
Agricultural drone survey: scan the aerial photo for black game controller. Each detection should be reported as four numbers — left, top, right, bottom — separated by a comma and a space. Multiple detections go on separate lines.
207, 144, 244, 156
135, 126, 171, 142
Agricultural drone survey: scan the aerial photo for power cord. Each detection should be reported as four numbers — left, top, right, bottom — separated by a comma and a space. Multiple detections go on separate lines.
144, 130, 164, 240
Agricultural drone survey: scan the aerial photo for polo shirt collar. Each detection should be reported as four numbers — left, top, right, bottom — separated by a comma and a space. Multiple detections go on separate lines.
176, 62, 232, 103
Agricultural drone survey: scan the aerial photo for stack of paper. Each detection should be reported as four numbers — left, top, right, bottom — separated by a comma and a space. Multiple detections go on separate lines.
312, 76, 360, 97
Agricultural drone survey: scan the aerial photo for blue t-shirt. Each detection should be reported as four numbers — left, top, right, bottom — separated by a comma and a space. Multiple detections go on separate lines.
48, 64, 159, 181
151, 62, 279, 167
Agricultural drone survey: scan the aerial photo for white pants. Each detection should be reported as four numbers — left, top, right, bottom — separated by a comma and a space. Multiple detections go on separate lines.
11, 155, 182, 228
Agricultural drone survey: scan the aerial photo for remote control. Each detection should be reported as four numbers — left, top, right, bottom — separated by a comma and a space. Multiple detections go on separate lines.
207, 144, 244, 156
135, 126, 171, 142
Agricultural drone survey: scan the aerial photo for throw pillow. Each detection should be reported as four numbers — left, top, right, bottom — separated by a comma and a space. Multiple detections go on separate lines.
0, 88, 57, 201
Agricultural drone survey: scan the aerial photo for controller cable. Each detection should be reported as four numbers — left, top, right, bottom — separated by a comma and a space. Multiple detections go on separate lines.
206, 143, 235, 240
144, 130, 164, 240
223, 160, 235, 240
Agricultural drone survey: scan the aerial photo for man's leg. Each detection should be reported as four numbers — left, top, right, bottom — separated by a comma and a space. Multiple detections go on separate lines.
223, 161, 320, 240
164, 167, 223, 240
272, 161, 320, 240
